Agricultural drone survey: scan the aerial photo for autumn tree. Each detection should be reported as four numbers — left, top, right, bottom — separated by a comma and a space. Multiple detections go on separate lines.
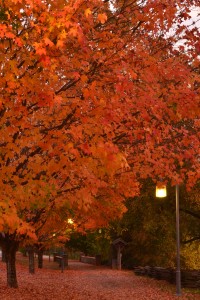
0, 0, 199, 287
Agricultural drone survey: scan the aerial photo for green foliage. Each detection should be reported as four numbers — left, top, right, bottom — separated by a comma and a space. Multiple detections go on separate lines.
181, 242, 200, 269
66, 229, 111, 263
111, 180, 200, 270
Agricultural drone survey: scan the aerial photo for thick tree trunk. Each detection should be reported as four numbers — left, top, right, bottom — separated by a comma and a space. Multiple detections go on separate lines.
28, 247, 35, 274
4, 241, 19, 288
38, 249, 43, 269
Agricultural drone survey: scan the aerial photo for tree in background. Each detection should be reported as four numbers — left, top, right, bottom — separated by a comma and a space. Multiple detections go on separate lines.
114, 181, 200, 269
180, 183, 200, 269
66, 228, 111, 264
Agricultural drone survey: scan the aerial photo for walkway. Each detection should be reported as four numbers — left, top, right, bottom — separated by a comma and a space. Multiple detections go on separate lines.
0, 259, 199, 299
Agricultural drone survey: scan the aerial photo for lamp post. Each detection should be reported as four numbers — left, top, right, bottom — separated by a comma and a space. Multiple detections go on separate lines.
156, 184, 181, 296
175, 184, 181, 296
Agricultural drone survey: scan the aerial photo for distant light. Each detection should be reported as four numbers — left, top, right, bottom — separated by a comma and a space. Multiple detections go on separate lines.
156, 185, 167, 198
68, 218, 74, 224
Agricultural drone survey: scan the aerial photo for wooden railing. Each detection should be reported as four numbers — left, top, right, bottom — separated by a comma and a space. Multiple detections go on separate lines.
133, 266, 200, 289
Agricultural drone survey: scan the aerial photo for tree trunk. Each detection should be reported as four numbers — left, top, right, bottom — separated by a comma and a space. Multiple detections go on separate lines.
4, 240, 19, 288
2, 248, 6, 262
38, 249, 43, 269
28, 247, 35, 274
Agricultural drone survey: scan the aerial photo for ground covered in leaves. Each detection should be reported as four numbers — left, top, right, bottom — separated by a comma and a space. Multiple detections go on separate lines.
0, 254, 200, 299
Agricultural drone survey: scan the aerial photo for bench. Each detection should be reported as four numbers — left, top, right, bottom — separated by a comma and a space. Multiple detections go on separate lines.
53, 253, 68, 272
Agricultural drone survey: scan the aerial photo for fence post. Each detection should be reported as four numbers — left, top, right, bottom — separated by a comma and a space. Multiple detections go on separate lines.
61, 257, 64, 273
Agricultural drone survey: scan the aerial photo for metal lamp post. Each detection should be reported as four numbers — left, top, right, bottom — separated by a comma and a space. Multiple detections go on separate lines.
175, 184, 181, 296
156, 184, 181, 296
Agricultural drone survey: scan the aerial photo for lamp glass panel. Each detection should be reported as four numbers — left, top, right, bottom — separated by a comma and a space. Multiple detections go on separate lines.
156, 185, 167, 198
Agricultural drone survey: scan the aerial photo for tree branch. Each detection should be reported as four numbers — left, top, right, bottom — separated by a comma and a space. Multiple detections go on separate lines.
182, 236, 200, 244
180, 208, 200, 220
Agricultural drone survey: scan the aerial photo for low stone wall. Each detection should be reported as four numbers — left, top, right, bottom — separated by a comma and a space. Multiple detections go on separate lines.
80, 255, 101, 266
133, 266, 200, 289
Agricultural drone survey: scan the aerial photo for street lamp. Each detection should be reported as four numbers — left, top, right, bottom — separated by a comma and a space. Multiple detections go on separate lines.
156, 184, 167, 197
156, 184, 181, 296
67, 218, 74, 224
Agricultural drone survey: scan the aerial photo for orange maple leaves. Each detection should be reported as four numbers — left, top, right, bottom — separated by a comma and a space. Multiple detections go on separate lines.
0, 0, 199, 243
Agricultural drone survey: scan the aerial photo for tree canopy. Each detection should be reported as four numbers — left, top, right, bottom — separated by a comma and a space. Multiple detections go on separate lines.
0, 0, 199, 287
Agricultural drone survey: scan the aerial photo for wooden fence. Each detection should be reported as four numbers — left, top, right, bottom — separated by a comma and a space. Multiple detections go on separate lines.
133, 266, 200, 289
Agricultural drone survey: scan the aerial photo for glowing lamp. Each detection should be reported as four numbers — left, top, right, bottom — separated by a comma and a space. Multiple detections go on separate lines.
156, 185, 167, 198
67, 218, 74, 224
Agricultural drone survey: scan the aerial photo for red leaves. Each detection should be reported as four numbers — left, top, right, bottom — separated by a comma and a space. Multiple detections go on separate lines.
0, 258, 197, 299
44, 37, 54, 47
80, 143, 92, 155
14, 37, 23, 47
0, 0, 199, 257
34, 42, 47, 55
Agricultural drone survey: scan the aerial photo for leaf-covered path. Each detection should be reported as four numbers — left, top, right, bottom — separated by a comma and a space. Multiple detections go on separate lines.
0, 259, 199, 300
